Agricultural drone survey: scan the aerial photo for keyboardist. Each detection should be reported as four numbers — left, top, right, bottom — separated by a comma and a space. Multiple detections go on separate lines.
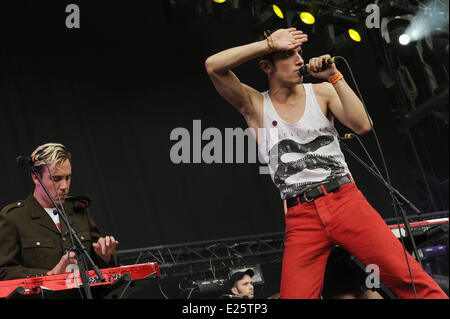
0, 143, 119, 280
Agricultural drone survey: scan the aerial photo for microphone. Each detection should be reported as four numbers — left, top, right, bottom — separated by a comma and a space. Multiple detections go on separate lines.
300, 56, 336, 76
340, 133, 357, 140
16, 155, 42, 167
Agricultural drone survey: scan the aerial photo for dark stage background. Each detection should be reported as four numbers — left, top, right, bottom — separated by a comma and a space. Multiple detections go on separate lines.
0, 1, 448, 298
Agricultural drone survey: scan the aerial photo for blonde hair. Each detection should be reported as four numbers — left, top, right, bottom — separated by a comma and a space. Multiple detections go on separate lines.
30, 143, 71, 175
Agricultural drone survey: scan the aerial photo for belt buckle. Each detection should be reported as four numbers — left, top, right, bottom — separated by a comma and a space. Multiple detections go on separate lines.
303, 189, 314, 203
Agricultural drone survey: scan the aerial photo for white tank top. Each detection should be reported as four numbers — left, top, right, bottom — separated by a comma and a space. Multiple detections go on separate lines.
258, 83, 351, 199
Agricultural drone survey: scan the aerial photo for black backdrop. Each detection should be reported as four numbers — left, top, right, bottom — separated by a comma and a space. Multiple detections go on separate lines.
0, 1, 426, 252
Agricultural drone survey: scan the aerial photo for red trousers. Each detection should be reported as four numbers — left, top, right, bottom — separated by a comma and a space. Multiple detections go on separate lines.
280, 182, 448, 299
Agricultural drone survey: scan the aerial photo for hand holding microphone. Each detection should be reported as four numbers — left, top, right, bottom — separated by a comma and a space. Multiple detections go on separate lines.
300, 54, 338, 79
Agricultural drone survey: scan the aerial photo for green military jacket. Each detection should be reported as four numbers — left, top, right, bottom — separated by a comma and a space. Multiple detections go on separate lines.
0, 193, 118, 281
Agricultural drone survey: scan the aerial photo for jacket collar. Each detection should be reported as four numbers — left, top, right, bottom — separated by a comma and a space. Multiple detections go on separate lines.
25, 193, 74, 233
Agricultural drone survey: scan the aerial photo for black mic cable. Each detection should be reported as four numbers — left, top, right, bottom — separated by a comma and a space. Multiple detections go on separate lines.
340, 133, 383, 179
335, 56, 419, 299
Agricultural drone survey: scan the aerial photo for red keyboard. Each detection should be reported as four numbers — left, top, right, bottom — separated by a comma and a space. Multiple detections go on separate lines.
389, 217, 449, 238
0, 262, 160, 298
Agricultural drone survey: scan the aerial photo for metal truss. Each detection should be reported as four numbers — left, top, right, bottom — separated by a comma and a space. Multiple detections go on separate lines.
117, 232, 285, 281
280, 0, 376, 14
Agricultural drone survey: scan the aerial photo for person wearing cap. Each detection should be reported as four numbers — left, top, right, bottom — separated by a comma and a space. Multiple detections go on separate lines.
0, 143, 119, 281
227, 269, 255, 299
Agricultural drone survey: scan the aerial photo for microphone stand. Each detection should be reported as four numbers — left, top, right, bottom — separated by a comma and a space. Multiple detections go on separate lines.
339, 140, 423, 267
30, 166, 105, 299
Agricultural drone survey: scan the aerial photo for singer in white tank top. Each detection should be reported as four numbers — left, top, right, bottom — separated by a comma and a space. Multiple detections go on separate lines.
205, 28, 447, 299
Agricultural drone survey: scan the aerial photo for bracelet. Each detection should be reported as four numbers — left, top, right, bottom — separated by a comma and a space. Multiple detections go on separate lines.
264, 30, 276, 50
329, 72, 343, 85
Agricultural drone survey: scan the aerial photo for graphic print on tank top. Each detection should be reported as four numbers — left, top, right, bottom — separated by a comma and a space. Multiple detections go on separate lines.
259, 84, 351, 199
268, 135, 346, 198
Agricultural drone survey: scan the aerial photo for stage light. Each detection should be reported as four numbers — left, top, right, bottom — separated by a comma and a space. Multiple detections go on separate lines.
320, 10, 364, 56
249, 0, 287, 33
381, 15, 413, 45
272, 4, 284, 19
330, 27, 364, 54
399, 34, 410, 45
300, 12, 315, 25
288, 3, 320, 35
319, 9, 364, 55
348, 28, 361, 42
404, 0, 449, 43
206, 0, 239, 22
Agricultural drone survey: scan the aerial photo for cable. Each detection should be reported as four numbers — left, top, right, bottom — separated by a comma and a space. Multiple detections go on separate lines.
118, 276, 134, 299
159, 282, 169, 299
335, 56, 418, 298
353, 134, 383, 179
187, 287, 197, 299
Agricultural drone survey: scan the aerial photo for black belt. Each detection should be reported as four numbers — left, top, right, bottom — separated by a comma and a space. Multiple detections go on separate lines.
286, 175, 352, 208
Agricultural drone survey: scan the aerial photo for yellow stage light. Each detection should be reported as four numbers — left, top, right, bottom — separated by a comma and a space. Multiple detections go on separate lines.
300, 12, 315, 25
348, 29, 362, 42
273, 4, 284, 19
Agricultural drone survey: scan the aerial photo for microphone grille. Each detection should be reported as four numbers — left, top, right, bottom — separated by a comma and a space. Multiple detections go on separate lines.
299, 66, 309, 76
16, 156, 28, 167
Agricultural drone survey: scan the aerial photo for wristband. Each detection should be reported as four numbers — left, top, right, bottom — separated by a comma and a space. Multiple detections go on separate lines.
328, 72, 343, 85
264, 30, 276, 50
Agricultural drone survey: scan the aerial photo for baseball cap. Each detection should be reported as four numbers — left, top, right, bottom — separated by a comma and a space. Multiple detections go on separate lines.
227, 269, 254, 290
